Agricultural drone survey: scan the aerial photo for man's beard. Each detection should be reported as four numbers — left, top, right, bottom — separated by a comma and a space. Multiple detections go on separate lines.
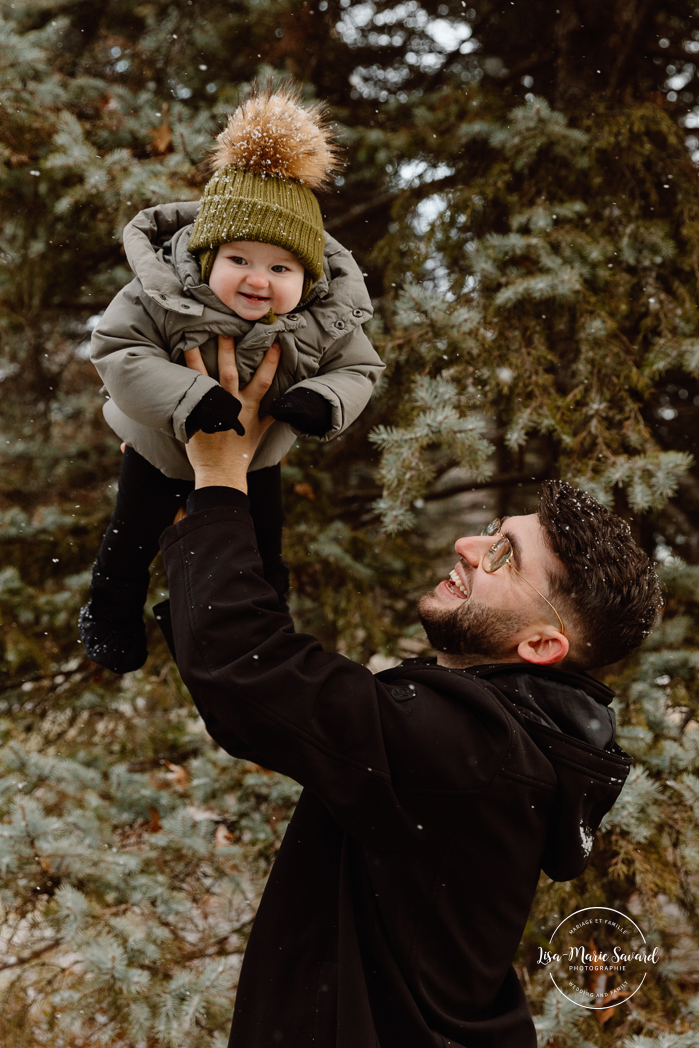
417, 590, 527, 663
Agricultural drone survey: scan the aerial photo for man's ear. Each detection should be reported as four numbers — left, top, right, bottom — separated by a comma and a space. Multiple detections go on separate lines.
517, 630, 569, 666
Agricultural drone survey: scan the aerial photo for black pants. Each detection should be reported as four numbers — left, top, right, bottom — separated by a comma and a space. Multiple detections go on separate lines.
93, 446, 286, 602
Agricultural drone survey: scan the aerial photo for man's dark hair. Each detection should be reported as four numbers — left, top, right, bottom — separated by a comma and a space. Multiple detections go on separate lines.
537, 481, 662, 669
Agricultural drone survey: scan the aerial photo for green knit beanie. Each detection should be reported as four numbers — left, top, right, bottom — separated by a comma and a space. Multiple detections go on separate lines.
189, 169, 324, 290
189, 86, 339, 297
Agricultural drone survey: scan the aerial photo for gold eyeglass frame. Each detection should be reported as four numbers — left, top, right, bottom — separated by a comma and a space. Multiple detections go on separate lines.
481, 519, 565, 635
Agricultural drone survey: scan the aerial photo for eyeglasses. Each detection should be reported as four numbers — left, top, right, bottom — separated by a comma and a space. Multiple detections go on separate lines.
481, 519, 565, 634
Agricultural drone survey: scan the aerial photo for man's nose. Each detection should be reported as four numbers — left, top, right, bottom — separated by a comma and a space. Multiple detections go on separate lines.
454, 534, 488, 569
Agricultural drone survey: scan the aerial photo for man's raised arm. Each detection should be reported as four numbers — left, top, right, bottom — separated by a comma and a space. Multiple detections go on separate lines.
159, 336, 422, 845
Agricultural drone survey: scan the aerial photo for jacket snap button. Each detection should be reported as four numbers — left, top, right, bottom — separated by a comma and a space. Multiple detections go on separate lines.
181, 303, 190, 310
288, 313, 298, 321
352, 309, 363, 318
391, 685, 416, 702
336, 320, 345, 329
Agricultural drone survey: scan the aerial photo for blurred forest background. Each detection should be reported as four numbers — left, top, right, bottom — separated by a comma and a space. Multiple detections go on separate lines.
2, 0, 699, 1044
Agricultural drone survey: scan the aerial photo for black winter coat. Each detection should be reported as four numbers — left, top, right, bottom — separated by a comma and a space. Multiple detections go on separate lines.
160, 487, 632, 1048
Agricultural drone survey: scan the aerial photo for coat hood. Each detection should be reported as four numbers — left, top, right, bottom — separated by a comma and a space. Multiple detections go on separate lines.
469, 662, 631, 881
378, 659, 631, 882
120, 200, 363, 320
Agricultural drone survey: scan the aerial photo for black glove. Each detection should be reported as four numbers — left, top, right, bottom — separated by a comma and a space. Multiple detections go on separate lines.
269, 388, 333, 437
185, 386, 245, 437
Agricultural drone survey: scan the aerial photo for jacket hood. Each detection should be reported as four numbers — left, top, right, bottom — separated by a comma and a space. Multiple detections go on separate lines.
470, 663, 631, 881
380, 659, 631, 882
121, 200, 336, 319
475, 662, 617, 748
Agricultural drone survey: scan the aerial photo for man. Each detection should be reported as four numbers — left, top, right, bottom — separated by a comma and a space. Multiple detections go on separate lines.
159, 338, 661, 1048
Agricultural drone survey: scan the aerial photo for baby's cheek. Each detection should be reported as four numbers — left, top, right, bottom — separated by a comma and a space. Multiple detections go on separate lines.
276, 276, 304, 314
290, 272, 305, 307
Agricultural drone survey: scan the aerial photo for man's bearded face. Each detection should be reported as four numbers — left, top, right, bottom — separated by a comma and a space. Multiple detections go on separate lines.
417, 567, 528, 662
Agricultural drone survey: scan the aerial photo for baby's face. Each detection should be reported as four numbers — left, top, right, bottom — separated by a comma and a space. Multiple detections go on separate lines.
208, 241, 305, 320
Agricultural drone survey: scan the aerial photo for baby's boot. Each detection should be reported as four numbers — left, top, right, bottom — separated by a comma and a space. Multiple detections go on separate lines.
79, 564, 150, 673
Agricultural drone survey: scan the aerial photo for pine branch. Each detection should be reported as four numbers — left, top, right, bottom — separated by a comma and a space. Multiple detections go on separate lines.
0, 660, 94, 695
423, 471, 548, 502
0, 940, 60, 972
324, 190, 400, 232
325, 172, 463, 234
501, 52, 552, 82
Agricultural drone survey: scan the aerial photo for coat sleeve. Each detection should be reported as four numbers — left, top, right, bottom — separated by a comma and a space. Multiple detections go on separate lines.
90, 278, 219, 442
160, 489, 425, 844
288, 327, 384, 442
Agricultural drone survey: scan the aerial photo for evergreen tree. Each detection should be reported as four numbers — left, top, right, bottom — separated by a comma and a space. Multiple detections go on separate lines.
2, 0, 699, 1044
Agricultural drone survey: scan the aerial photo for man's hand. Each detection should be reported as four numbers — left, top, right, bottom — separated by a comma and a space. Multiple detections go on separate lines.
184, 335, 280, 493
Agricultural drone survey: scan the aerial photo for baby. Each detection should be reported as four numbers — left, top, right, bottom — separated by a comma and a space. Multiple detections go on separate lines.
80, 87, 384, 673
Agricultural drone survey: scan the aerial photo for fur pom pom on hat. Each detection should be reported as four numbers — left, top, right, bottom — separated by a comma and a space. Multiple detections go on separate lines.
211, 87, 339, 187
189, 86, 340, 288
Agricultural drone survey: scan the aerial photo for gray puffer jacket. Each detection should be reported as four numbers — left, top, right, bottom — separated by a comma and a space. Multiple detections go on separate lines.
90, 201, 384, 479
